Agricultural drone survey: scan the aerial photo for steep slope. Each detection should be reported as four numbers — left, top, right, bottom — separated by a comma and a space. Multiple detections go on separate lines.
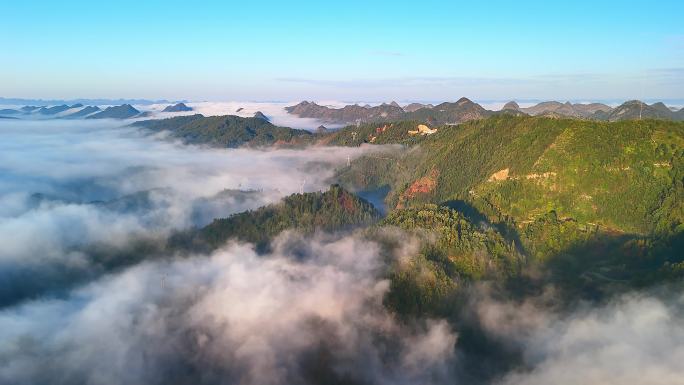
253, 111, 269, 121
133, 114, 315, 148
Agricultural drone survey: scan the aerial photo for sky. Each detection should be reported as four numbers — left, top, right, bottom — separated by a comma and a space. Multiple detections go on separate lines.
2, 0, 683, 102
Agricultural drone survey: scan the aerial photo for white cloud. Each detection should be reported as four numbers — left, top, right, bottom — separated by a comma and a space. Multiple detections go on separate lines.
0, 232, 457, 385
0, 118, 394, 306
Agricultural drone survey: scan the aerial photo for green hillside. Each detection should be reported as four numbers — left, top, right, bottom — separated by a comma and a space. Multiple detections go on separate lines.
334, 116, 684, 296
338, 116, 684, 233
171, 184, 381, 252
378, 204, 523, 315
321, 120, 431, 146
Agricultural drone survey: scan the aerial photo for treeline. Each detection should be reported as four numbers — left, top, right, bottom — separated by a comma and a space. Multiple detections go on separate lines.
170, 184, 381, 253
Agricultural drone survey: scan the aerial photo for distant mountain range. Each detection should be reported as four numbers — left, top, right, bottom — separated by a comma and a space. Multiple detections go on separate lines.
590, 100, 684, 121
0, 103, 147, 120
285, 98, 492, 125
495, 100, 684, 121
506, 101, 613, 117
285, 99, 684, 125
37, 104, 81, 115
285, 101, 405, 125
2, 98, 682, 124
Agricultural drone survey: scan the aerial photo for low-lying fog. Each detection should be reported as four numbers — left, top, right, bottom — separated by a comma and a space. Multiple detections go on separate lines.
0, 118, 385, 306
1, 118, 682, 385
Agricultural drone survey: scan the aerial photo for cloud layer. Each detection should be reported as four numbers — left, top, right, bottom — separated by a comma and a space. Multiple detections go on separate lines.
473, 288, 684, 385
1, 117, 683, 385
0, 118, 388, 306
0, 232, 457, 385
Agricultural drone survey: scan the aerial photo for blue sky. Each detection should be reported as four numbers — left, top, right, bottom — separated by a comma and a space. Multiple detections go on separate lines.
2, 0, 683, 101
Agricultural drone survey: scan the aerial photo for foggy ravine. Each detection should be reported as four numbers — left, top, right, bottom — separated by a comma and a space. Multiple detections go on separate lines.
1, 118, 683, 385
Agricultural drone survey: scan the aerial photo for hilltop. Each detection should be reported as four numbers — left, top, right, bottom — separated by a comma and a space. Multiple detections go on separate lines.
170, 184, 381, 252
133, 114, 315, 148
162, 102, 193, 112
87, 104, 141, 119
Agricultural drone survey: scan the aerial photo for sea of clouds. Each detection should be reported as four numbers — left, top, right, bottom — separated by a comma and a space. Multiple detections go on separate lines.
0, 118, 389, 306
1, 117, 683, 385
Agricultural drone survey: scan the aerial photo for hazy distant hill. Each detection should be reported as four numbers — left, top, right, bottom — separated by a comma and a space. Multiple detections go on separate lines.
64, 106, 101, 118
677, 107, 684, 120
162, 102, 193, 112
0, 108, 20, 115
403, 102, 434, 112
592, 100, 684, 121
86, 104, 141, 119
37, 104, 74, 115
286, 97, 491, 125
402, 97, 492, 125
501, 101, 520, 111
0, 97, 175, 106
285, 101, 405, 125
133, 114, 314, 148
519, 101, 613, 118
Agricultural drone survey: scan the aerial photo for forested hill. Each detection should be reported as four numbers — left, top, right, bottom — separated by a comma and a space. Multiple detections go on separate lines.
334, 116, 684, 294
133, 114, 684, 296
338, 116, 684, 232
133, 114, 315, 148
170, 184, 381, 252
